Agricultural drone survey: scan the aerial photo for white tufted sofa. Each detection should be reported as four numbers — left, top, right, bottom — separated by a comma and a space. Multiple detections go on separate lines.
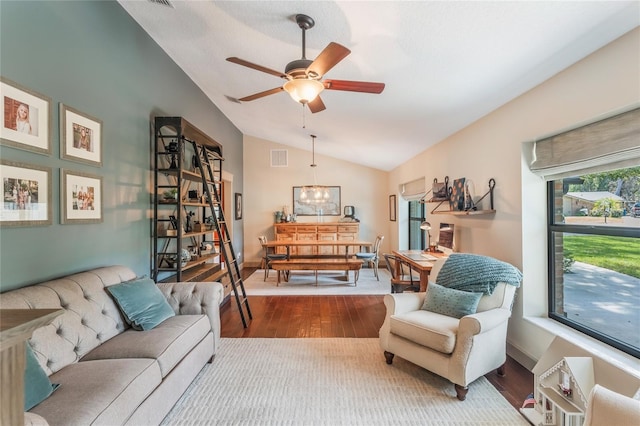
1, 265, 224, 426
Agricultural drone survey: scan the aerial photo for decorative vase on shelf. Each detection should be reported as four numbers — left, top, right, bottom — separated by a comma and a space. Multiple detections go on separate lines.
169, 248, 190, 268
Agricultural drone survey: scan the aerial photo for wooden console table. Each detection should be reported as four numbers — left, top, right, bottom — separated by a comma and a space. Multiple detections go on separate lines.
1, 309, 64, 426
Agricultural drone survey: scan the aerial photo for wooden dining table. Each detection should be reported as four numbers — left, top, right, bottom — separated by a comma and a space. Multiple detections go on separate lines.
263, 240, 373, 258
392, 250, 449, 292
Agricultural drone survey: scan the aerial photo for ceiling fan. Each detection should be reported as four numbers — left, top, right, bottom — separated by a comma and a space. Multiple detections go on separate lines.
226, 14, 385, 113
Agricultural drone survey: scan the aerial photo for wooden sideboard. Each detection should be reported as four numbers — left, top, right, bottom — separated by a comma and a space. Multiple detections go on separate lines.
274, 222, 360, 256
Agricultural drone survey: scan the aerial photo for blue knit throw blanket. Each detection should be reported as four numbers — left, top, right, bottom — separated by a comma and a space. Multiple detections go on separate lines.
436, 253, 522, 295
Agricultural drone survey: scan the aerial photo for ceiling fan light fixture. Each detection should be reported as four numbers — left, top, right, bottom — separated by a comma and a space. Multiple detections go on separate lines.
283, 79, 324, 104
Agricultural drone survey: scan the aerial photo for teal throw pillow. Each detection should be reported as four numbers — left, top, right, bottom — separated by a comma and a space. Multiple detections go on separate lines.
24, 344, 59, 411
421, 282, 482, 319
106, 278, 175, 330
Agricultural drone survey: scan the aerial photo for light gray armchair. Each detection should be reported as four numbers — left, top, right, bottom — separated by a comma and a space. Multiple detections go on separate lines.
379, 255, 520, 400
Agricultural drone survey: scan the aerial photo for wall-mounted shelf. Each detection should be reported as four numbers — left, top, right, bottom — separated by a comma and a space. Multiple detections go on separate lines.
432, 209, 496, 216
427, 178, 496, 216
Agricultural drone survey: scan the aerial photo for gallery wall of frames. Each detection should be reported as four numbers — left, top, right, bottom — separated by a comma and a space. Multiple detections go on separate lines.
1, 77, 103, 227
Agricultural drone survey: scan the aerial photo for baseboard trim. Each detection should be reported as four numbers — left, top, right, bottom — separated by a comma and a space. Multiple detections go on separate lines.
507, 342, 536, 371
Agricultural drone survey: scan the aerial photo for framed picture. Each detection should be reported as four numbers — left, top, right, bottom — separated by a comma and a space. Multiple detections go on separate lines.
293, 186, 341, 216
389, 195, 397, 221
0, 160, 52, 227
61, 169, 103, 224
60, 103, 102, 167
234, 192, 242, 220
0, 77, 52, 155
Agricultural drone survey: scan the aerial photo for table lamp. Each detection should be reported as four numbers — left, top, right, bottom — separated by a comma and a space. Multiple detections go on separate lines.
420, 221, 432, 252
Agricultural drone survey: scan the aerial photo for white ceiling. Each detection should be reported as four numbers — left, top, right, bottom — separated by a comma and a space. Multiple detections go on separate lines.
118, 1, 639, 171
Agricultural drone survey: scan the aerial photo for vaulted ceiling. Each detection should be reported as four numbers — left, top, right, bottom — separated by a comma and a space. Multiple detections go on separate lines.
118, 1, 639, 171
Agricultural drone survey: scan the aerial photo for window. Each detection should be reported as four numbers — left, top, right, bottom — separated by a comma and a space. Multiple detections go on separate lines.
547, 167, 640, 357
408, 200, 425, 250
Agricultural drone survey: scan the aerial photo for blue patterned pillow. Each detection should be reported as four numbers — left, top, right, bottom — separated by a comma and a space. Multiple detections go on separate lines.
421, 282, 482, 319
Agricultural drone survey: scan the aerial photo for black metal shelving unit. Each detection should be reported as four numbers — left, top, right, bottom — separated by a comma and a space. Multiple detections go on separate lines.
152, 117, 251, 327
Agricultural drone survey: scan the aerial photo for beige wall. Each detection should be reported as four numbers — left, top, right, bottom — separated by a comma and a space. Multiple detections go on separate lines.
388, 28, 639, 364
243, 135, 389, 266
241, 28, 639, 367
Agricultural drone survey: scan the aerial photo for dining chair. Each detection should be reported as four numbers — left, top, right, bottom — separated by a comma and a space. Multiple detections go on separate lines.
355, 235, 384, 280
258, 236, 288, 281
383, 253, 419, 293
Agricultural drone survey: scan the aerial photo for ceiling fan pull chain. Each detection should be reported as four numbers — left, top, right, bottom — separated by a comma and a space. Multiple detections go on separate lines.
302, 104, 306, 128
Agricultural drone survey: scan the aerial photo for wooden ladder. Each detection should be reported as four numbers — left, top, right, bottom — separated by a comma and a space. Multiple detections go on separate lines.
188, 138, 252, 328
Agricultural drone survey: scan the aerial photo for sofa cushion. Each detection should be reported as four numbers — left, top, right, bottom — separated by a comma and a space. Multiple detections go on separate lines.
29, 358, 161, 426
24, 344, 59, 411
421, 283, 482, 319
106, 278, 175, 330
81, 314, 210, 377
390, 310, 459, 354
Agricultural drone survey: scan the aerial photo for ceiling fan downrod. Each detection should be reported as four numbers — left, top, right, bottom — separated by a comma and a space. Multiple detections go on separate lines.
297, 14, 314, 60
285, 14, 315, 76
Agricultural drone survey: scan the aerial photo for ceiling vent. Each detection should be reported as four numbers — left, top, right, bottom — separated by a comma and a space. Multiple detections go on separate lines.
271, 149, 288, 167
147, 0, 174, 8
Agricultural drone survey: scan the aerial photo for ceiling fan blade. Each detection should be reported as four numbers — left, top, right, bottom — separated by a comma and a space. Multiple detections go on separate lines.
308, 96, 326, 114
238, 87, 284, 102
306, 42, 351, 78
323, 79, 385, 94
226, 57, 287, 79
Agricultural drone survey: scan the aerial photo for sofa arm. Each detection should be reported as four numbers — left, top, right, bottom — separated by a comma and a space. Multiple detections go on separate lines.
383, 292, 426, 316
156, 281, 224, 350
459, 307, 512, 336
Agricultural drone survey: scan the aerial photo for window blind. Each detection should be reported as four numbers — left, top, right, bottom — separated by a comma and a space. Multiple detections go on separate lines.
530, 106, 640, 180
399, 177, 426, 201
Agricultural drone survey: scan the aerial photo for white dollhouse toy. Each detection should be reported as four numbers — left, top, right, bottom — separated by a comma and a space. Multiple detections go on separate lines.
520, 336, 640, 426
536, 357, 593, 426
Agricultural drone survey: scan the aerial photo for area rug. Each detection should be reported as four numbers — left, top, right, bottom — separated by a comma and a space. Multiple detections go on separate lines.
243, 268, 391, 296
161, 338, 529, 425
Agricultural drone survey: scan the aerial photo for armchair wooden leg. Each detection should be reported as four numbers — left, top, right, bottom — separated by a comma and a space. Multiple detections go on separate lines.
497, 363, 506, 377
384, 351, 395, 365
454, 384, 469, 401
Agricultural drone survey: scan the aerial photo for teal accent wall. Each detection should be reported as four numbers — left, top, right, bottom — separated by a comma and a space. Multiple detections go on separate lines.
0, 1, 243, 291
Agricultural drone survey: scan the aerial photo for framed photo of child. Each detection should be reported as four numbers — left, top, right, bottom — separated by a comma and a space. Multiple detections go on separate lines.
0, 77, 52, 155
60, 103, 103, 167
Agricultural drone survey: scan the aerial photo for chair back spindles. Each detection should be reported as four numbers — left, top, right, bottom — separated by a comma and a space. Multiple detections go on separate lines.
384, 253, 418, 293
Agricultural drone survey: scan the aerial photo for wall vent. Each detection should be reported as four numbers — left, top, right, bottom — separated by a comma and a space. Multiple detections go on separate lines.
271, 149, 288, 167
147, 0, 174, 8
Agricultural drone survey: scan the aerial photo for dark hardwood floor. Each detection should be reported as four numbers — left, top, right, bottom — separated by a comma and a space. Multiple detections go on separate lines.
220, 267, 533, 410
